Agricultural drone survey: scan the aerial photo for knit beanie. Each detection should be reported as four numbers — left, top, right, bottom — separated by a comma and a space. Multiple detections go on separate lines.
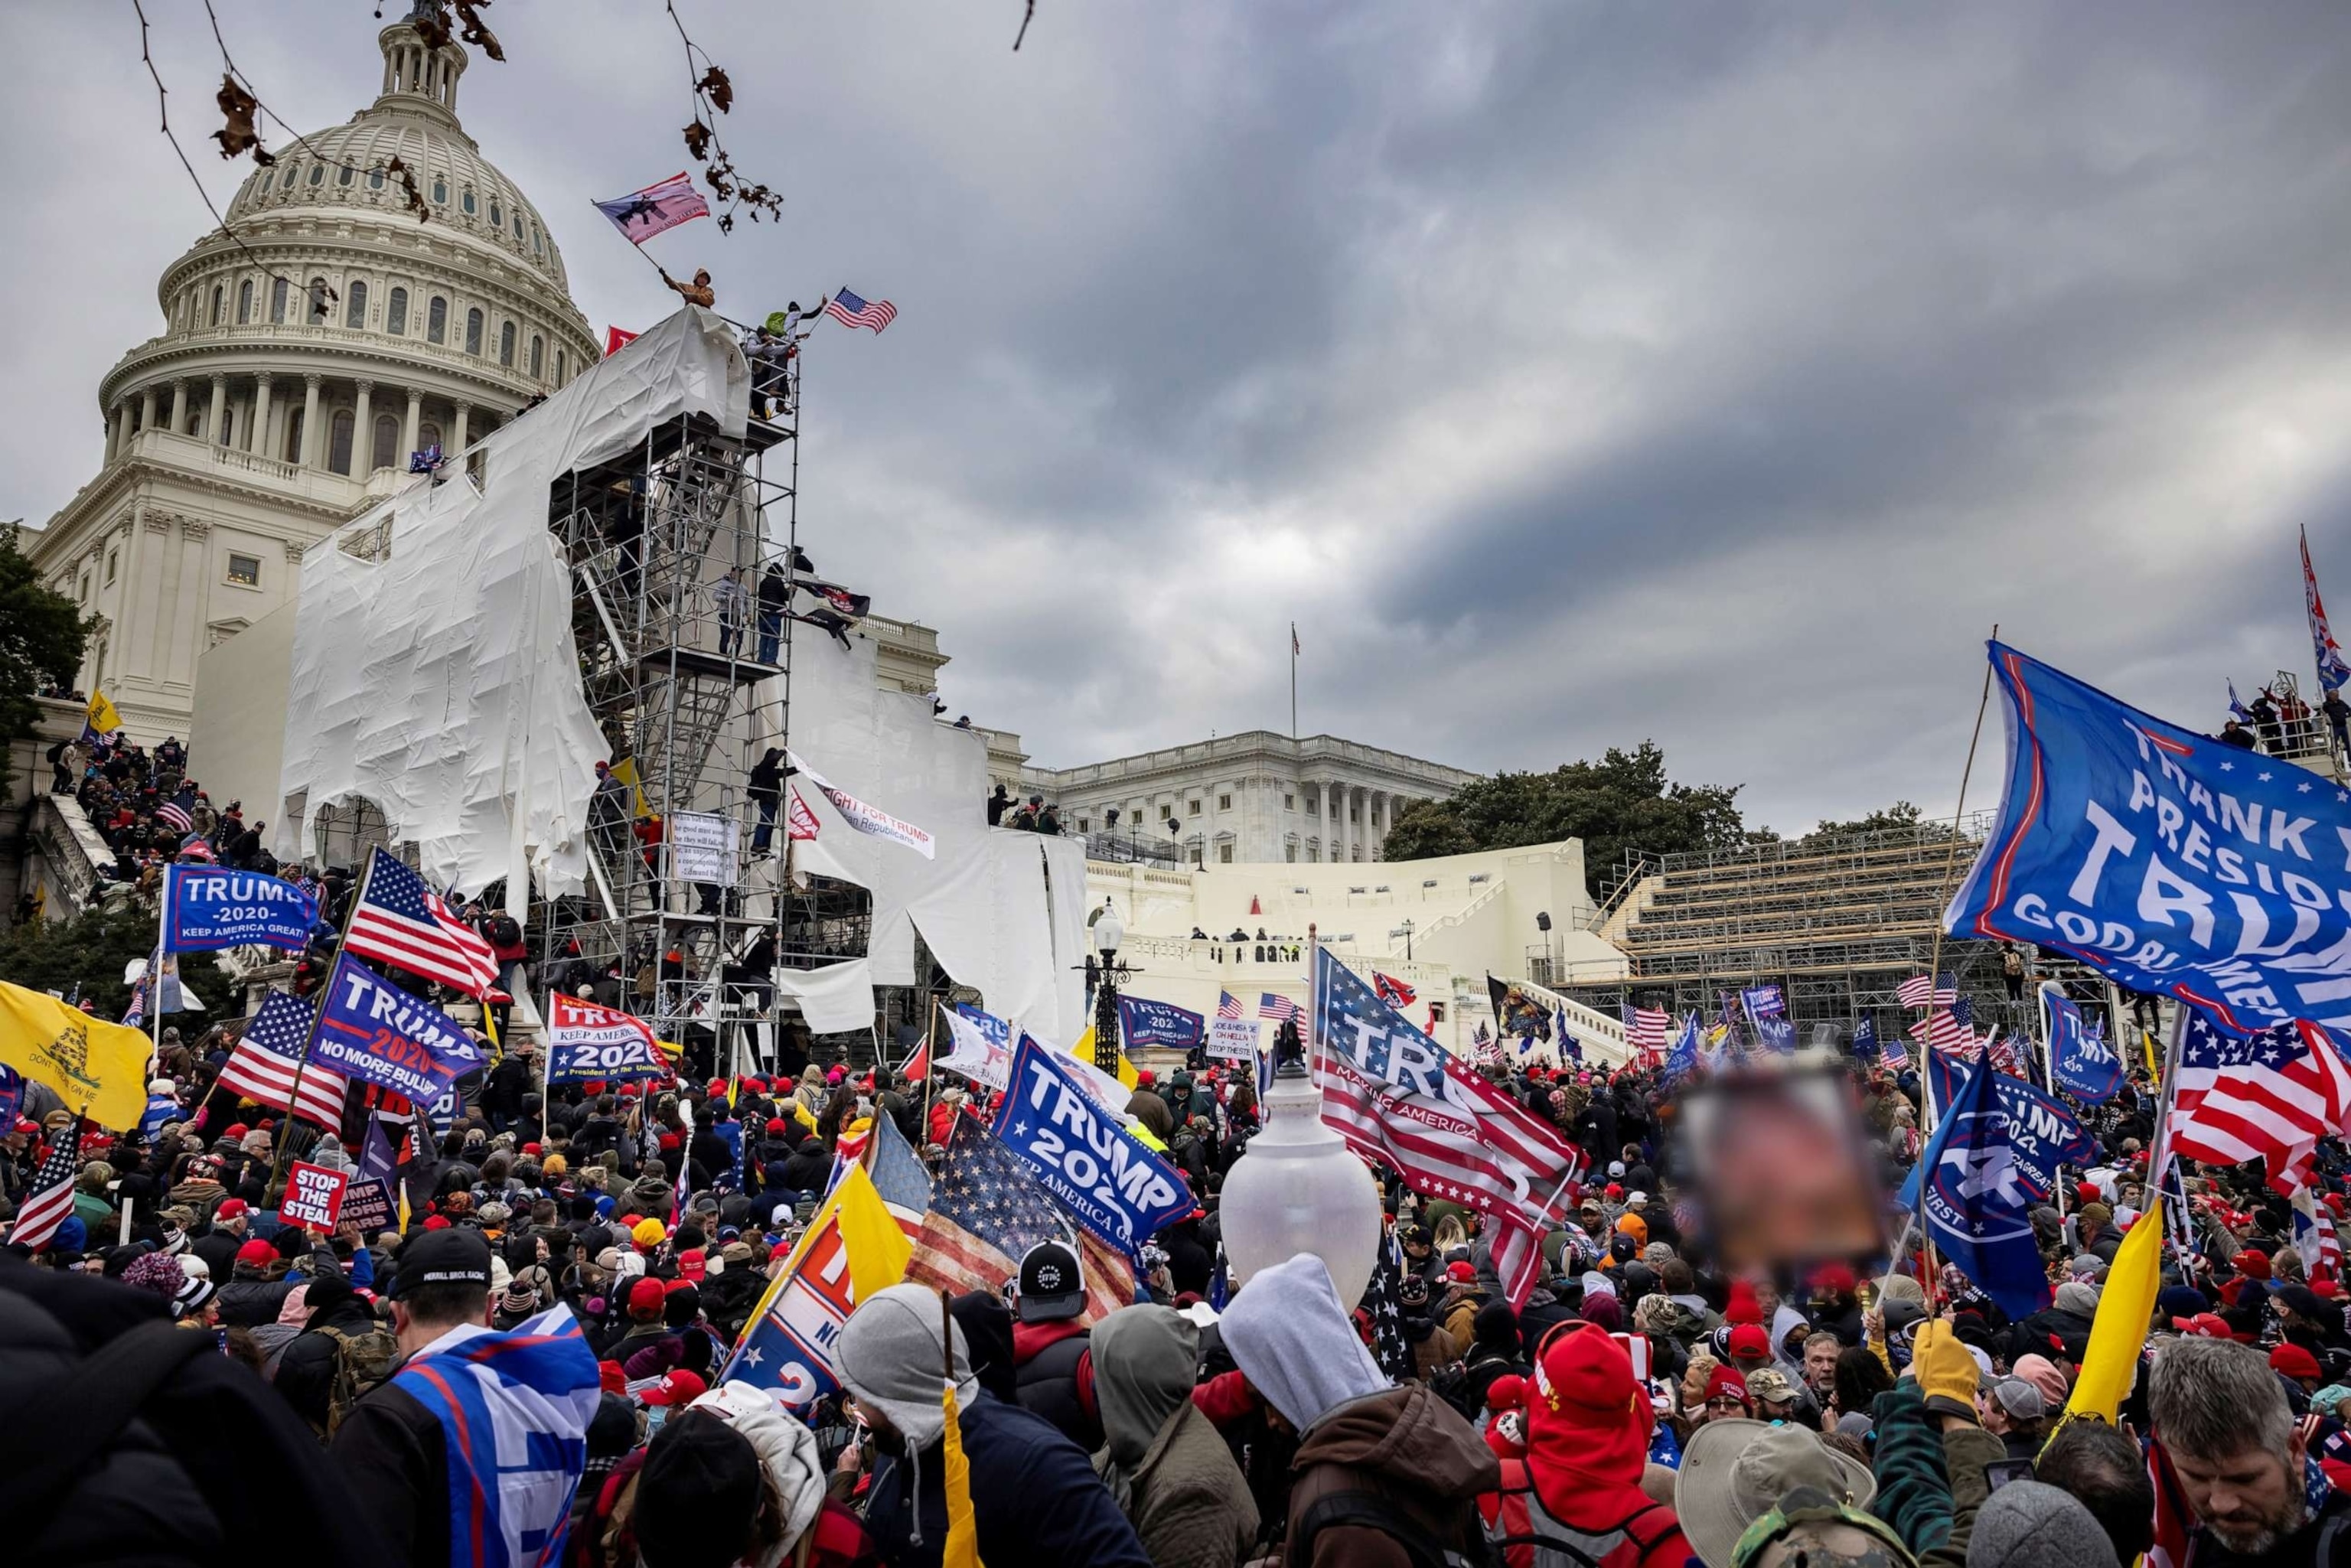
1966, 1481, 2121, 1568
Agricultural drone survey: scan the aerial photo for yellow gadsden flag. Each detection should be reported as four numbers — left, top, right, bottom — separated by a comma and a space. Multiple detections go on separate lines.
85, 689, 122, 736
0, 980, 153, 1130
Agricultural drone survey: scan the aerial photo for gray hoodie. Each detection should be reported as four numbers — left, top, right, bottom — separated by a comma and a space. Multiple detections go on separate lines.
836, 1282, 982, 1451
1219, 1253, 1387, 1432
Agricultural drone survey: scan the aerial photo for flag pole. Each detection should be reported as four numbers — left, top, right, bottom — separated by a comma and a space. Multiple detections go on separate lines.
1290, 622, 1298, 742
1909, 622, 2000, 1306
2036, 980, 2068, 1221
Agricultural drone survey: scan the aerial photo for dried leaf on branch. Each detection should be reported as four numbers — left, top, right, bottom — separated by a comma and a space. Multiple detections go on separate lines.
410, 3, 453, 51
452, 0, 504, 60
683, 119, 713, 161
698, 65, 733, 113
212, 74, 273, 165
385, 155, 429, 221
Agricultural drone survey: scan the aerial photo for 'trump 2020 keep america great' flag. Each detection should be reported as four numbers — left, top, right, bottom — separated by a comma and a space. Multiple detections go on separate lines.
1948, 642, 2351, 1036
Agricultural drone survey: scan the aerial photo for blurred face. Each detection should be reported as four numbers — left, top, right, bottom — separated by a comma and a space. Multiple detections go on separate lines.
2170, 1439, 2305, 1555
1752, 1280, 1782, 1318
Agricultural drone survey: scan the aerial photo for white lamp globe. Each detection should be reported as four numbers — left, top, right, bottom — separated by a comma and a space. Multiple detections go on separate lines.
1218, 1058, 1382, 1309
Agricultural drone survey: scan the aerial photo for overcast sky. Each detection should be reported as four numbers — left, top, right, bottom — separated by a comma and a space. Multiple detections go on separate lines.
9, 3, 2351, 834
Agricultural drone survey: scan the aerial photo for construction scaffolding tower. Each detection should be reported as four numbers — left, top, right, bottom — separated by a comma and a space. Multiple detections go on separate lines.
533, 393, 882, 1079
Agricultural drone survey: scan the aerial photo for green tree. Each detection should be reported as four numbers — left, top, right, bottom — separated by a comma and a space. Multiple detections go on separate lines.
0, 522, 90, 794
1380, 742, 1752, 898
1807, 800, 1955, 843
0, 904, 239, 1034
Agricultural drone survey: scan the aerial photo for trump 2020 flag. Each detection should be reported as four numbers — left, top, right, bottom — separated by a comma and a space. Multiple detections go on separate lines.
162, 864, 318, 952
1919, 1049, 2098, 1201
311, 952, 484, 1104
992, 1033, 1194, 1256
1946, 641, 2351, 1035
592, 171, 709, 243
2046, 987, 2124, 1103
1916, 1051, 2053, 1320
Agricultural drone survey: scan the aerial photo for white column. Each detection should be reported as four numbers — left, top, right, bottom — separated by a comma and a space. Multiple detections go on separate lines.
106, 403, 127, 462
249, 373, 274, 455
452, 400, 471, 456
168, 379, 188, 434
137, 386, 157, 435
300, 373, 324, 468
352, 380, 373, 472
1316, 781, 1329, 862
403, 387, 422, 458
206, 375, 228, 445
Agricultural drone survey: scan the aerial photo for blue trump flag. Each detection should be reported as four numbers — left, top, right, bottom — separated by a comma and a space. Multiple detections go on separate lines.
952, 1002, 1012, 1048
1117, 994, 1204, 1053
1852, 1014, 1880, 1061
993, 1032, 1195, 1255
1920, 1048, 2098, 1201
2046, 989, 2124, 1103
1915, 1053, 2054, 1320
1948, 642, 2351, 1035
311, 952, 485, 1103
1554, 1006, 1583, 1063
162, 864, 318, 952
1662, 1013, 1700, 1082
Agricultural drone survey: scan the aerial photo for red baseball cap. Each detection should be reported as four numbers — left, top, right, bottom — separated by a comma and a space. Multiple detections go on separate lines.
628, 1277, 667, 1315
2172, 1313, 2233, 1338
2272, 1343, 2324, 1381
641, 1369, 708, 1407
214, 1198, 249, 1220
235, 1237, 276, 1266
1727, 1324, 1771, 1361
1446, 1261, 1477, 1283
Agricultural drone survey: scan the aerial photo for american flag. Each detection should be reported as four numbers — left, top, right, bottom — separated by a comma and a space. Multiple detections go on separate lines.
1908, 996, 1974, 1054
8, 1115, 84, 1251
1621, 1004, 1670, 1058
155, 787, 195, 833
822, 287, 896, 334
217, 991, 350, 1130
904, 1113, 1133, 1325
1988, 1033, 2032, 1078
1371, 971, 1418, 1009
1879, 1020, 1909, 1068
2295, 1190, 2343, 1282
345, 847, 497, 996
1258, 993, 1298, 1024
2170, 1009, 2351, 1195
122, 973, 145, 1027
1896, 973, 1958, 1009
1216, 990, 1244, 1020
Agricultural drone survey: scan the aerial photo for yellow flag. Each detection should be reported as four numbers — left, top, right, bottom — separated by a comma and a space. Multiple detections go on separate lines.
1066, 1028, 1166, 1146
2062, 1209, 2163, 1425
86, 690, 122, 735
1070, 1026, 1140, 1090
2143, 1028, 2161, 1083
941, 1378, 986, 1568
608, 758, 652, 820
0, 981, 153, 1130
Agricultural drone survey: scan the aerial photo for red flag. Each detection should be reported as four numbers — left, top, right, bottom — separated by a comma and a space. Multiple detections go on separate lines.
901, 1034, 931, 1082
1371, 971, 1417, 1009
605, 325, 641, 357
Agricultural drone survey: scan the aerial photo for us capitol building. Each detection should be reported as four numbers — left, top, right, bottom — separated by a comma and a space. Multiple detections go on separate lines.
28, 15, 598, 738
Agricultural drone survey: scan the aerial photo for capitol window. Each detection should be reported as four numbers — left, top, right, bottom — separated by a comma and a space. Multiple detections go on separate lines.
373, 414, 399, 472
210, 285, 223, 327
329, 410, 354, 475
499, 321, 515, 367
489, 199, 502, 227
237, 279, 253, 323
461, 188, 477, 215
514, 213, 524, 241
386, 286, 408, 335
226, 554, 261, 588
338, 164, 354, 187
532, 225, 543, 256
346, 279, 368, 328
269, 277, 289, 324
369, 167, 384, 190
106, 551, 117, 585
308, 277, 330, 324
308, 162, 324, 187
556, 350, 566, 381
465, 307, 484, 356
529, 334, 543, 378
427, 295, 448, 344
280, 164, 297, 190
1189, 799, 1202, 816
432, 177, 447, 204
1284, 793, 1296, 810
1218, 794, 1232, 810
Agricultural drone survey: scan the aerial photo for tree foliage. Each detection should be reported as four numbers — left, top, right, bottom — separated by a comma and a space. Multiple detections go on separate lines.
1381, 742, 1752, 898
0, 523, 90, 794
0, 904, 238, 1035
1806, 800, 1957, 843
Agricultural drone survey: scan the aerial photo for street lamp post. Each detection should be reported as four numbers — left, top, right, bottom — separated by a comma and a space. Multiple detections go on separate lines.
1091, 905, 1127, 1077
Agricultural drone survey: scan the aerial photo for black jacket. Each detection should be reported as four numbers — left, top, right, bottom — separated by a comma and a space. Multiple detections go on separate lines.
331, 1373, 450, 1568
275, 1295, 388, 1433
1014, 1325, 1099, 1451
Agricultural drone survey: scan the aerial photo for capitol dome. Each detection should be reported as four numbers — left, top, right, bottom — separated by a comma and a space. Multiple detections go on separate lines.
95, 12, 599, 483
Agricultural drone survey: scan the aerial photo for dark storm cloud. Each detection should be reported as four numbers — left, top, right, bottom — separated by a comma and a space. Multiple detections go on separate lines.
9, 2, 2351, 830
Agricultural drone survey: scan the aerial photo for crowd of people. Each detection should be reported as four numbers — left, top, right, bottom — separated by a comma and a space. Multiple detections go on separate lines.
8, 990, 2351, 1568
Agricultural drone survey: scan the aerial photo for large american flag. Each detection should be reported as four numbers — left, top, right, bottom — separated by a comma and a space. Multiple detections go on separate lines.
217, 991, 350, 1130
2170, 1009, 2351, 1195
1896, 973, 1958, 1009
8, 1115, 85, 1251
1621, 1004, 1670, 1058
903, 1113, 1133, 1325
155, 787, 195, 833
1908, 996, 1974, 1055
1258, 993, 1298, 1024
822, 287, 896, 334
345, 847, 497, 996
1216, 990, 1244, 1020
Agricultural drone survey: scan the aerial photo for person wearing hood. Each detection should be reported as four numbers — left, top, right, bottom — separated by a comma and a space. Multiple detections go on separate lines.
1220, 1252, 1498, 1567
1480, 1321, 1688, 1568
1089, 1304, 1258, 1568
835, 1282, 1151, 1568
621, 1379, 875, 1567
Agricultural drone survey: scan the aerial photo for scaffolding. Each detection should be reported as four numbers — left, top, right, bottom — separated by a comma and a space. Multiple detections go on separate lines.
531, 394, 891, 1079
1554, 811, 2115, 1042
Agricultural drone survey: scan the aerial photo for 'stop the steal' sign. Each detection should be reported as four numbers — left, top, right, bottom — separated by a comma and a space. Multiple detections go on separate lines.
310, 952, 485, 1103
992, 1033, 1194, 1254
279, 1161, 348, 1231
1948, 643, 2351, 1036
162, 864, 318, 952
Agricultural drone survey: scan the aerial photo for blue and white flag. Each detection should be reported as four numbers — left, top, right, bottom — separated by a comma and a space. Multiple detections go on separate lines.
311, 952, 484, 1103
1919, 1050, 2099, 1201
1851, 1014, 1880, 1061
1912, 1053, 2053, 1320
140, 1082, 180, 1141
162, 864, 319, 952
1117, 995, 1204, 1053
1662, 1013, 1700, 1082
2046, 988, 2124, 1103
1753, 1015, 1797, 1054
2229, 680, 2255, 725
1740, 983, 1786, 1020
388, 1305, 601, 1568
1554, 1006, 1583, 1063
992, 1032, 1194, 1255
1948, 642, 2351, 1036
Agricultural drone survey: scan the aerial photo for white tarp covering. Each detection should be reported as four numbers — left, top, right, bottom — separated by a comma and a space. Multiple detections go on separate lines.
275, 308, 748, 899
771, 958, 880, 1034
784, 635, 1088, 1041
